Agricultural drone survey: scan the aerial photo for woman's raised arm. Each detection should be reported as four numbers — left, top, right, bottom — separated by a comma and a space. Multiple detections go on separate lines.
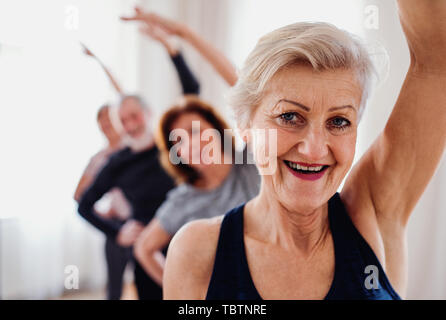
121, 7, 238, 86
343, 0, 446, 227
80, 43, 124, 95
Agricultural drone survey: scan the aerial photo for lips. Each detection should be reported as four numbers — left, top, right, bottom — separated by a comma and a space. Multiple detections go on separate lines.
284, 160, 330, 181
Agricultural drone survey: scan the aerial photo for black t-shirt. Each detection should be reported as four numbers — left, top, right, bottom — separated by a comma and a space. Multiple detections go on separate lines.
78, 146, 175, 239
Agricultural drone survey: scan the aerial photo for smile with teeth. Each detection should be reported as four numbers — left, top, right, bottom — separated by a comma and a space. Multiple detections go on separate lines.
284, 160, 329, 174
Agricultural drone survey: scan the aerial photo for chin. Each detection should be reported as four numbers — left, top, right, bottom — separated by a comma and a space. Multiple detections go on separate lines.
278, 162, 335, 212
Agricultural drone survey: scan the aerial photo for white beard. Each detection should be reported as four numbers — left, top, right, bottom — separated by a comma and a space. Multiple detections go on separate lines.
124, 130, 154, 152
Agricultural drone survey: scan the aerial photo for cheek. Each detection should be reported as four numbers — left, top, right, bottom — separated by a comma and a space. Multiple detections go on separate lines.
139, 114, 147, 125
274, 128, 300, 157
330, 134, 357, 168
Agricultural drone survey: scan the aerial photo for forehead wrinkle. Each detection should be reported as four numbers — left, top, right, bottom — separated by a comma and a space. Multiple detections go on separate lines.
263, 67, 363, 115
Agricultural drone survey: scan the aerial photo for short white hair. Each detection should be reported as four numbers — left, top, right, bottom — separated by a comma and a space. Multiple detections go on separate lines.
228, 22, 377, 129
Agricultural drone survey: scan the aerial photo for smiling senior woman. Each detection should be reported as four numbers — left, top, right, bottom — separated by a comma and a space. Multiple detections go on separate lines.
164, 0, 446, 300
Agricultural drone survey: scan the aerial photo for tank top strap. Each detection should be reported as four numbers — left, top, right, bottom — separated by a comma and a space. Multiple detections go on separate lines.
326, 192, 401, 299
205, 204, 262, 300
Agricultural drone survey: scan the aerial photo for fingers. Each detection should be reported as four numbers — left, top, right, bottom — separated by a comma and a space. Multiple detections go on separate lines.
118, 220, 145, 246
120, 7, 180, 36
120, 6, 146, 22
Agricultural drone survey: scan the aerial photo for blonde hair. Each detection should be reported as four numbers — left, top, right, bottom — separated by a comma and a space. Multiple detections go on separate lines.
228, 22, 376, 128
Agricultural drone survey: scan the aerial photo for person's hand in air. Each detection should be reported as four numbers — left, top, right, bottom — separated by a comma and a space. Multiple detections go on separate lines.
121, 7, 185, 37
80, 43, 96, 59
139, 23, 179, 56
121, 6, 237, 86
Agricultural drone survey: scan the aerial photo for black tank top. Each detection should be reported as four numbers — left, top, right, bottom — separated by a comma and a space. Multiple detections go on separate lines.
206, 192, 401, 300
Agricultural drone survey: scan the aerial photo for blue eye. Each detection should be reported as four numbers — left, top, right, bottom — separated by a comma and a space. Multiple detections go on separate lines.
277, 112, 305, 126
328, 117, 350, 130
281, 113, 296, 121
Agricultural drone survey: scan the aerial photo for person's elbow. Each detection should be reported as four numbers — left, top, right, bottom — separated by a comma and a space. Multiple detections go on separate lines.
134, 236, 155, 264
77, 195, 90, 219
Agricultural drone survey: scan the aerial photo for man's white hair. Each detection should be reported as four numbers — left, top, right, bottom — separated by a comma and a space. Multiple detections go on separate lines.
227, 22, 377, 129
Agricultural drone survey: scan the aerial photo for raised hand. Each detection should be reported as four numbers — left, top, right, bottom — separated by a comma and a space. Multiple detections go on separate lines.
80, 42, 96, 58
139, 24, 179, 56
121, 6, 237, 86
121, 7, 185, 37
80, 42, 123, 94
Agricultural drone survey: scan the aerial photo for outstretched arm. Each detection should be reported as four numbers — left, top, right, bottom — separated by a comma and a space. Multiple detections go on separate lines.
121, 8, 237, 86
343, 0, 446, 227
81, 43, 124, 95
138, 23, 200, 95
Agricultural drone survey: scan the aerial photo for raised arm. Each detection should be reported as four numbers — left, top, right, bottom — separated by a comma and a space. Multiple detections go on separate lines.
343, 0, 446, 227
81, 43, 124, 95
122, 11, 200, 95
121, 8, 237, 86
74, 172, 93, 202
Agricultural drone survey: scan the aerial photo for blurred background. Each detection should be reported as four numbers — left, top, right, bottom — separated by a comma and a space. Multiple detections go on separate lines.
0, 0, 445, 299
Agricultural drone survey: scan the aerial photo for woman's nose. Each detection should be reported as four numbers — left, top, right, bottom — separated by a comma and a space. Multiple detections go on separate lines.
296, 126, 329, 161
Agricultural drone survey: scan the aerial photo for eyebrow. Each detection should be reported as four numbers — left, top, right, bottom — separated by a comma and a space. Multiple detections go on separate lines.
278, 99, 356, 113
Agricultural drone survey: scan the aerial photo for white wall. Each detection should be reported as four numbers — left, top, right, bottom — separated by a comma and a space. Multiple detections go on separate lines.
0, 0, 140, 299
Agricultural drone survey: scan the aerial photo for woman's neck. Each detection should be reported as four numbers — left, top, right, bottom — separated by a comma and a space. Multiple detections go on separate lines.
245, 185, 331, 256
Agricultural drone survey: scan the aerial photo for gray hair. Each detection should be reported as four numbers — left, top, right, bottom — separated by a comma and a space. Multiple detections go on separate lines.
227, 22, 377, 129
120, 94, 150, 110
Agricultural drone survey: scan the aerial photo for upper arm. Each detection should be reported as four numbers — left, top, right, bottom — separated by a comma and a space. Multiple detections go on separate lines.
341, 0, 446, 258
365, 69, 446, 226
170, 53, 200, 95
353, 0, 446, 226
74, 173, 93, 202
163, 217, 222, 300
184, 28, 237, 87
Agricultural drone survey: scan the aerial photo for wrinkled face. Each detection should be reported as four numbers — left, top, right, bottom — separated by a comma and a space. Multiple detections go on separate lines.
248, 64, 362, 212
98, 109, 120, 143
118, 97, 147, 139
170, 112, 221, 172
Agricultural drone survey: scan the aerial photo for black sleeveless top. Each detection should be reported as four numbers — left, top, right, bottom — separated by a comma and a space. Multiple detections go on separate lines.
206, 192, 401, 300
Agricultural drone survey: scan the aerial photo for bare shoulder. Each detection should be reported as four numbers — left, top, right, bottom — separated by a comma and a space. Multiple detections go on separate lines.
163, 215, 224, 299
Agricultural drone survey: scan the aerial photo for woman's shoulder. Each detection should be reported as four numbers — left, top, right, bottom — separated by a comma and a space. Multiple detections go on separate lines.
163, 216, 224, 299
168, 215, 224, 262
